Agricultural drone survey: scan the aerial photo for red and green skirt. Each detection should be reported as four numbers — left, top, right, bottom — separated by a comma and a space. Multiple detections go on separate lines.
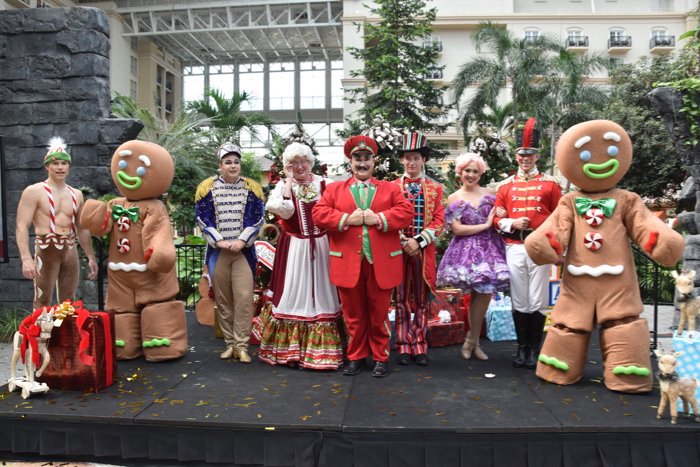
252, 306, 348, 370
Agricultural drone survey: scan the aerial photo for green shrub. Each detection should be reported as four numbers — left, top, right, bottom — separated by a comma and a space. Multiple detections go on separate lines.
0, 307, 29, 342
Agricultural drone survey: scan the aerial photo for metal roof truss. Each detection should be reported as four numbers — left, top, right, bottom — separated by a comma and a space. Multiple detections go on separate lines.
118, 0, 343, 66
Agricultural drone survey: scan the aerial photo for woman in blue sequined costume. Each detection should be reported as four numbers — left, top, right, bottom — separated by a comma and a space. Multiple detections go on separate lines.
195, 143, 265, 363
437, 153, 509, 361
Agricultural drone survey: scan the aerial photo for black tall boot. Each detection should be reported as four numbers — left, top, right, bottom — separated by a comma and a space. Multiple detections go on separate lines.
525, 312, 547, 369
512, 311, 530, 368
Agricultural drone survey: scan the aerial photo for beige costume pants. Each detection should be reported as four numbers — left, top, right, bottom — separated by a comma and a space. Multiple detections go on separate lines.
212, 248, 254, 350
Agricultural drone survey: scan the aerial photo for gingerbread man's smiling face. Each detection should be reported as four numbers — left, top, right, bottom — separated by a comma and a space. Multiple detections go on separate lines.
110, 141, 174, 200
556, 120, 632, 192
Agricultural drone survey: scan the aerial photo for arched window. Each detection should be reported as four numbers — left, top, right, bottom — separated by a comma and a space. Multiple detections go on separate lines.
608, 29, 631, 48
566, 28, 588, 47
524, 28, 541, 43
650, 27, 674, 48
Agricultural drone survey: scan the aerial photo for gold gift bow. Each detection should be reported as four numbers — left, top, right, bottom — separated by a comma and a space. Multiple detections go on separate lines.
53, 300, 76, 327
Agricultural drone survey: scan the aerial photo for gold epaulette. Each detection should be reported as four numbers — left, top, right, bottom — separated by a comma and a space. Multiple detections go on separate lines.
195, 176, 217, 202
539, 173, 564, 187
243, 178, 265, 202
493, 175, 516, 191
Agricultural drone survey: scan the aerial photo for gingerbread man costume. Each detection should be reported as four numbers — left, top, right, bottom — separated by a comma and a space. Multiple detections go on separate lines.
525, 120, 684, 392
80, 141, 187, 361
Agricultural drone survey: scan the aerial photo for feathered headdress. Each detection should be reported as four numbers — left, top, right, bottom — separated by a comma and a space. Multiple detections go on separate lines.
515, 118, 540, 155
44, 136, 72, 165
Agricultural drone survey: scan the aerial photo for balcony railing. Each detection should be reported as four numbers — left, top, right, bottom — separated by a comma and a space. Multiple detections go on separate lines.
83, 240, 677, 334
650, 36, 675, 49
423, 69, 443, 80
608, 36, 632, 48
422, 41, 443, 52
566, 36, 589, 48
165, 79, 172, 91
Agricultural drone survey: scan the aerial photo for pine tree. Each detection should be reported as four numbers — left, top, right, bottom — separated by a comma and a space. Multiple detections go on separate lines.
342, 0, 451, 180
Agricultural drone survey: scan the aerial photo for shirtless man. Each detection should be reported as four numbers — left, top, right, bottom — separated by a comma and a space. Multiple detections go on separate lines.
16, 137, 98, 310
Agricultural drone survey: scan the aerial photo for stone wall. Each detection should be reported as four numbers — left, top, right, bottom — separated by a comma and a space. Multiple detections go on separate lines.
0, 7, 143, 311
649, 86, 699, 328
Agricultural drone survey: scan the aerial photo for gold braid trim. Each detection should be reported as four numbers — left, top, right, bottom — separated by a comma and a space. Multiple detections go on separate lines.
493, 173, 562, 191
195, 176, 217, 202
244, 178, 265, 202
195, 176, 266, 202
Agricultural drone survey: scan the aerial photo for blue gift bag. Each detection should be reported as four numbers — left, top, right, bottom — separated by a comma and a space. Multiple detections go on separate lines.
671, 332, 700, 414
486, 306, 516, 342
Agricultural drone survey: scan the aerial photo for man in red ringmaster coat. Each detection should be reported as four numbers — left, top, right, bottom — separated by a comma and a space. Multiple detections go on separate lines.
312, 135, 413, 378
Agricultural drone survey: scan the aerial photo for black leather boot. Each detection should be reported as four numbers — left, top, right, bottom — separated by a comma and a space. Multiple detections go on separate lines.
512, 311, 530, 368
525, 312, 547, 369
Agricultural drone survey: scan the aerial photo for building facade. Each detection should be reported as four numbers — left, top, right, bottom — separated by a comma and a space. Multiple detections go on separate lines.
344, 0, 697, 163
1, 0, 697, 164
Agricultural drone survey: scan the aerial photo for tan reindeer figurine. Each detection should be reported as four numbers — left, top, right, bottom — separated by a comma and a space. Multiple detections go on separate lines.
654, 349, 700, 424
672, 269, 700, 335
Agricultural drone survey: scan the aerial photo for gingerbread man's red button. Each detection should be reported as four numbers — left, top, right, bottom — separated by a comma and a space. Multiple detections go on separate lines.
117, 238, 131, 253
117, 216, 131, 232
584, 232, 603, 250
585, 208, 604, 226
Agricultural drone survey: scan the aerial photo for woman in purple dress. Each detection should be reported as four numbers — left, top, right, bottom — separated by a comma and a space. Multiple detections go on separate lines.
437, 153, 509, 360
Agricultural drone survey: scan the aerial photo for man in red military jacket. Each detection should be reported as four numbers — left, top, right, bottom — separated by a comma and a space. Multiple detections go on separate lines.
494, 119, 562, 370
312, 135, 413, 377
392, 132, 445, 367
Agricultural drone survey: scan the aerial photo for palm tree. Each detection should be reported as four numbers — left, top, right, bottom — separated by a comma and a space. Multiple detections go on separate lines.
527, 50, 612, 165
473, 102, 517, 141
111, 92, 217, 179
186, 88, 277, 148
449, 21, 563, 134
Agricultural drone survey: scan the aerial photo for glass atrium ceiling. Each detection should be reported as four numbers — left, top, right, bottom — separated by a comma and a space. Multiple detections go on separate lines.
113, 0, 343, 66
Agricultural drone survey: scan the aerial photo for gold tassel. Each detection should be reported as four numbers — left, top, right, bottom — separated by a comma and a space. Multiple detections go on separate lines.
244, 178, 265, 202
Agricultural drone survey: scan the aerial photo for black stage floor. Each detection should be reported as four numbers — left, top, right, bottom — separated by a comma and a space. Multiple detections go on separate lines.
1, 311, 699, 467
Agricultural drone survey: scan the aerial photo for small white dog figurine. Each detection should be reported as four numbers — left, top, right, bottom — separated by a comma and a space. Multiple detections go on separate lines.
654, 349, 700, 424
672, 269, 700, 335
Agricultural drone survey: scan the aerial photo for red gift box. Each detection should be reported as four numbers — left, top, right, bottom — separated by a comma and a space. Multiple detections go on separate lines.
37, 306, 117, 392
426, 321, 466, 347
429, 288, 462, 321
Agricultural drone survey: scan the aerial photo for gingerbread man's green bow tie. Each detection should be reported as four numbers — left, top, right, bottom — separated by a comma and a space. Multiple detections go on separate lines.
112, 205, 140, 222
574, 197, 617, 217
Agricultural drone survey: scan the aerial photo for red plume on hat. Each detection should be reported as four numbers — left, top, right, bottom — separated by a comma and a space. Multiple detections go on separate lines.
515, 118, 541, 155
344, 135, 378, 159
523, 118, 535, 149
